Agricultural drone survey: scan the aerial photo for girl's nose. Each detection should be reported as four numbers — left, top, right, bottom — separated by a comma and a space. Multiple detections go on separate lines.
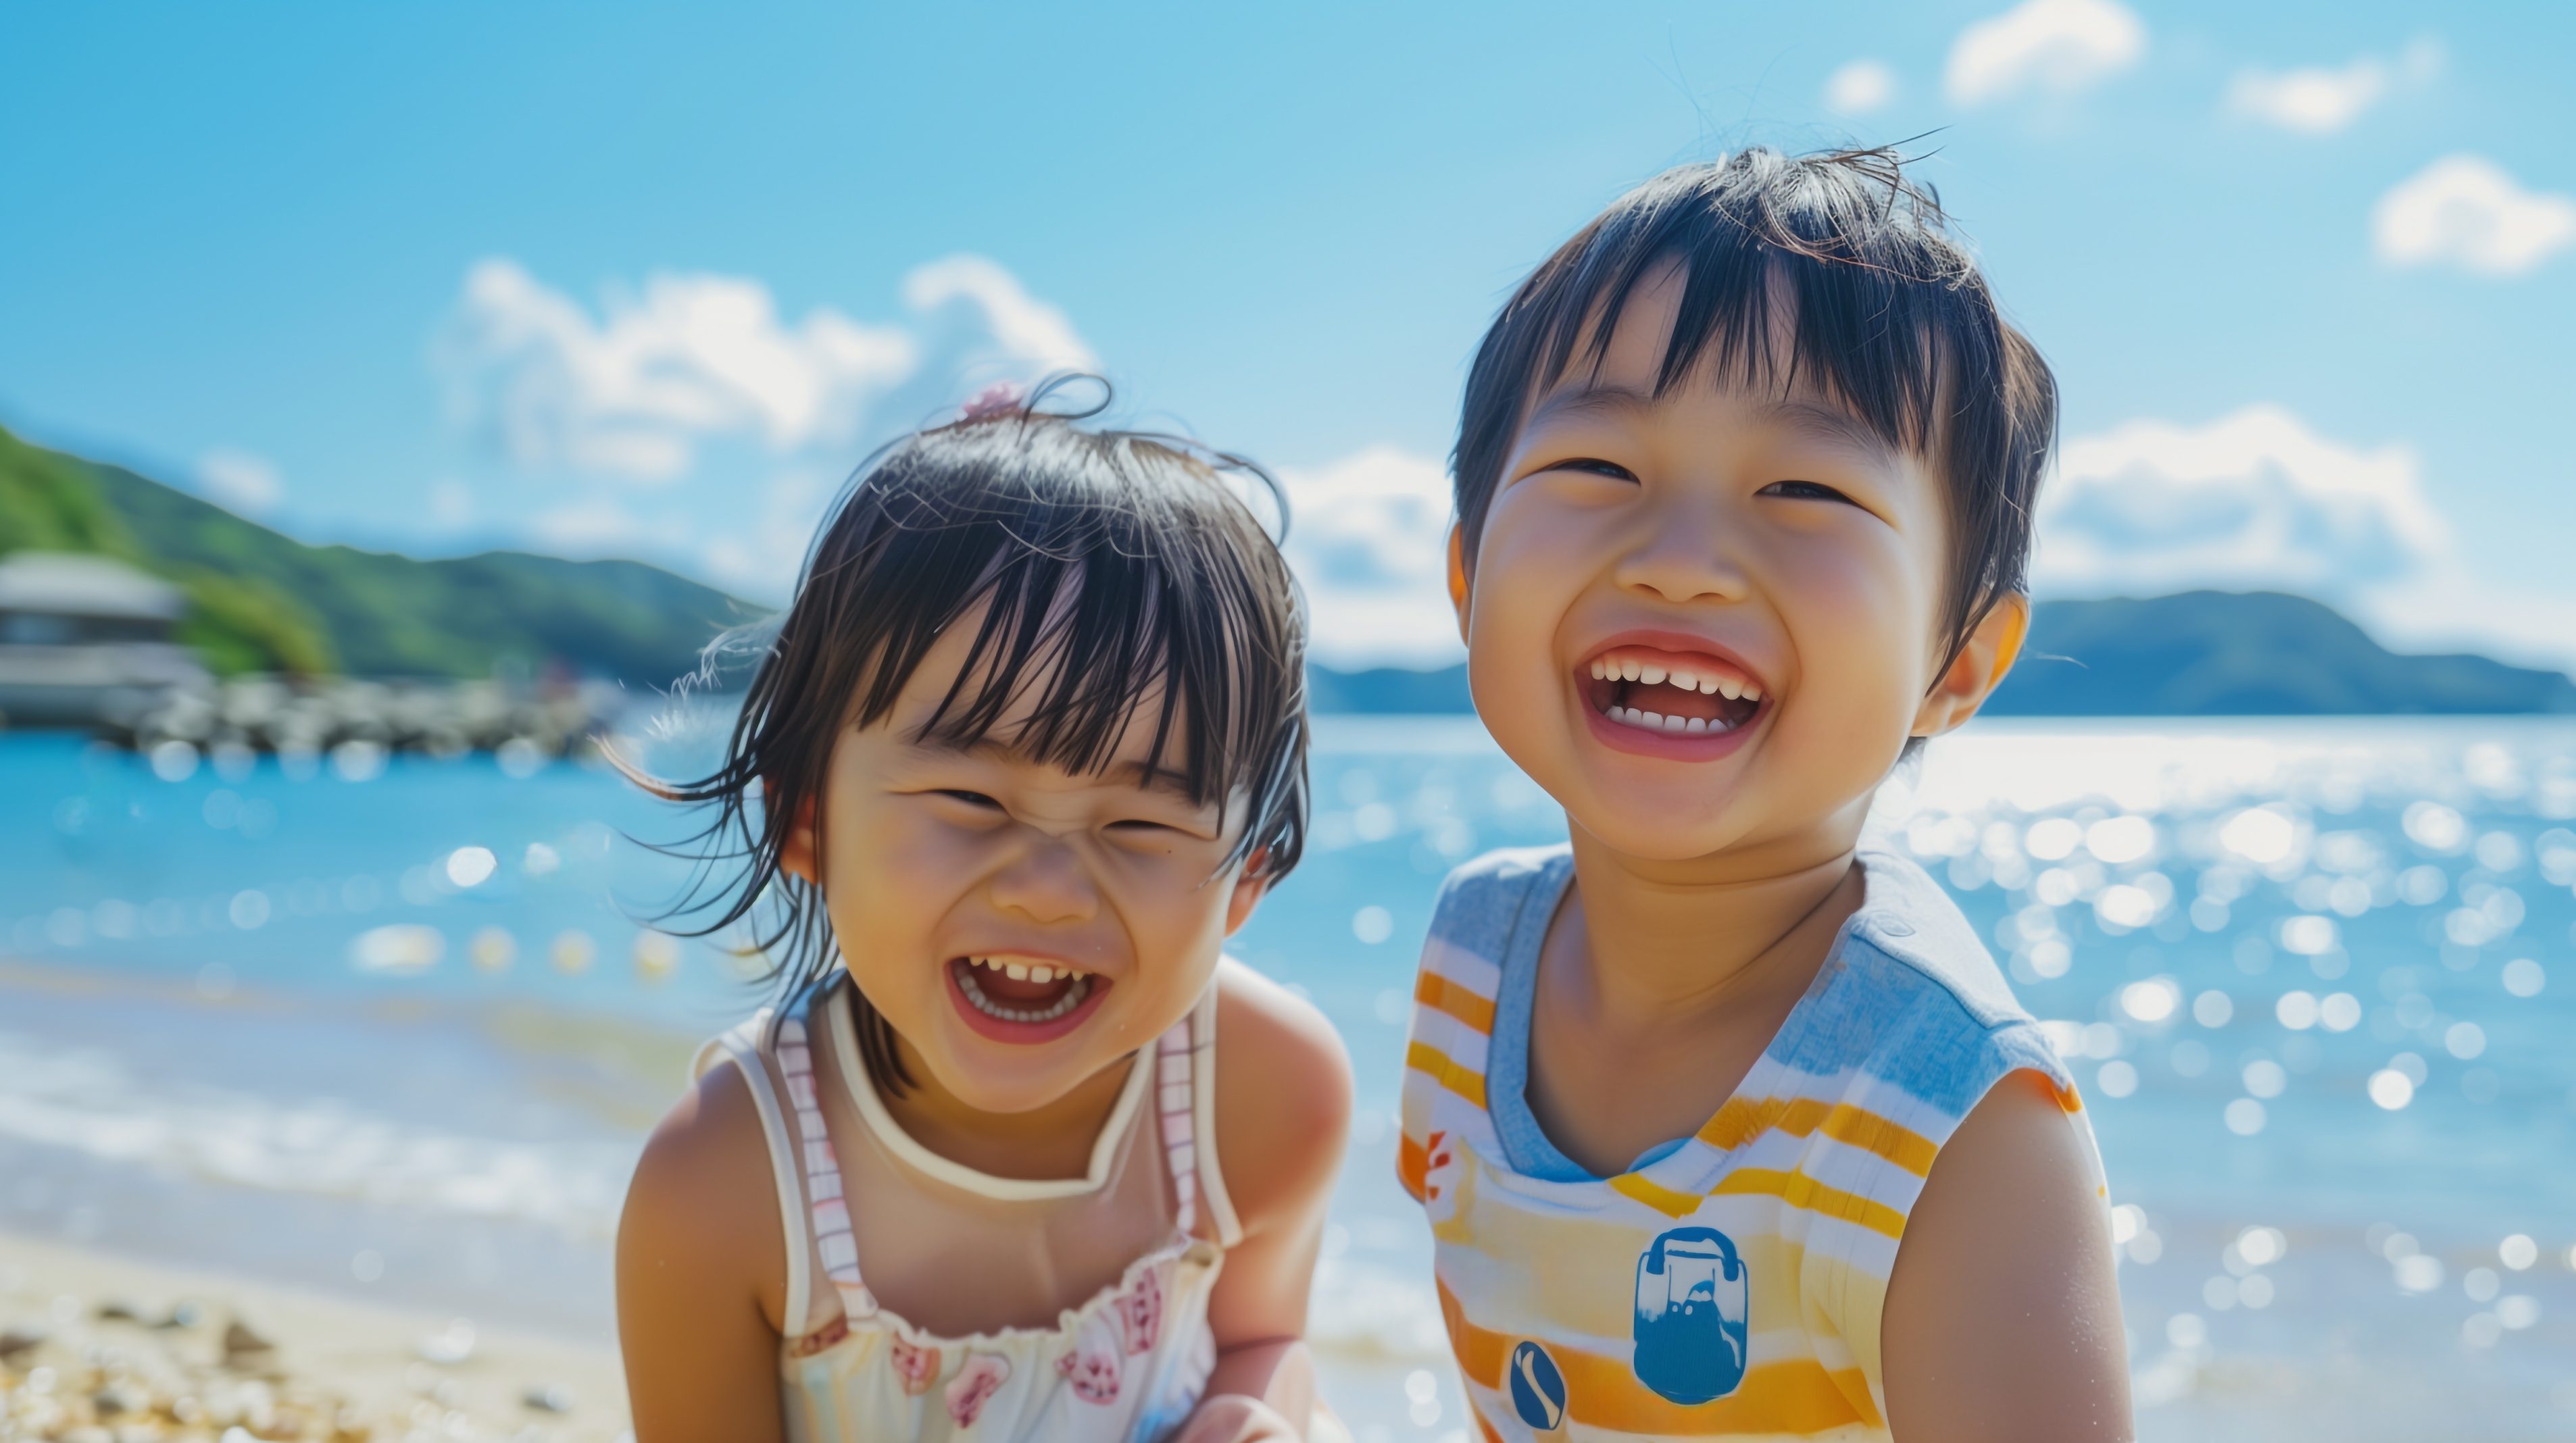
987, 833, 1099, 924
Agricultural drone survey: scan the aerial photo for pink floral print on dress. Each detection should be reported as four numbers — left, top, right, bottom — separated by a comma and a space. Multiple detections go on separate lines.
1053, 1312, 1124, 1405
1117, 1267, 1164, 1356
890, 1340, 940, 1396
945, 1352, 1010, 1426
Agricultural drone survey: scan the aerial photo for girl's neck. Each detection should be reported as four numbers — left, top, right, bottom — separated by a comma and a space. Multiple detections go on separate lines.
878, 1034, 1140, 1183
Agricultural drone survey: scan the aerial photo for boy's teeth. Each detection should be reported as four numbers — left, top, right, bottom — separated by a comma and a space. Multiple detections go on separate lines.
1717, 678, 1741, 701
1668, 667, 1697, 692
1743, 685, 1762, 701
1639, 664, 1666, 685
1005, 963, 1029, 980
1620, 660, 1641, 682
1031, 965, 1054, 984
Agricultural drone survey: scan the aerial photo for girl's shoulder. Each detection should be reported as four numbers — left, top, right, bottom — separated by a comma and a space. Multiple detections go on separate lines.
620, 1036, 794, 1334
1210, 959, 1353, 1234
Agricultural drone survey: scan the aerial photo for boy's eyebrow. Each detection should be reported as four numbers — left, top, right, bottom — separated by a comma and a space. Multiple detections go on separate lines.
1524, 382, 1657, 427
1755, 397, 1904, 463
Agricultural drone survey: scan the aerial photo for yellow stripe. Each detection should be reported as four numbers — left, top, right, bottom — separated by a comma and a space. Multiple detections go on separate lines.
1710, 1167, 1909, 1240
1438, 1278, 1871, 1436
1415, 971, 1497, 1035
1407, 1041, 1488, 1109
1610, 1171, 1704, 1219
1697, 1094, 1939, 1178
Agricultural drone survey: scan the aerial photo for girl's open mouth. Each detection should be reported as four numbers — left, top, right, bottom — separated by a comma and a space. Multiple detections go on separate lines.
945, 955, 1112, 1043
1581, 646, 1764, 737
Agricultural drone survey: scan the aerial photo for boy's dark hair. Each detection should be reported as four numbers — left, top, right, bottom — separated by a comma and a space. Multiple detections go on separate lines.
639, 380, 1308, 1096
1452, 145, 2058, 672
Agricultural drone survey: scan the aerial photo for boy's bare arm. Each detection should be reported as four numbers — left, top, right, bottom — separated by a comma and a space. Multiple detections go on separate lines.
1882, 1069, 2133, 1442
617, 1064, 791, 1442
1178, 961, 1354, 1442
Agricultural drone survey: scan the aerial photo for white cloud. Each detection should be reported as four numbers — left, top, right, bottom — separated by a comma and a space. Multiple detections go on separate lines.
437, 253, 1093, 483
1276, 446, 1462, 671
2227, 59, 2387, 134
2373, 155, 2576, 277
2227, 39, 2439, 136
1824, 59, 1897, 116
529, 495, 661, 551
2033, 405, 2446, 601
199, 448, 283, 514
1945, 0, 2144, 107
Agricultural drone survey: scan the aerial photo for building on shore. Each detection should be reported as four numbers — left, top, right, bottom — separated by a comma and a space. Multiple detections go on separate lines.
0, 551, 208, 727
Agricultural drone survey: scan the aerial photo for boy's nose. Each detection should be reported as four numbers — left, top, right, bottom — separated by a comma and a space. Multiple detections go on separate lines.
1612, 499, 1751, 606
986, 833, 1100, 925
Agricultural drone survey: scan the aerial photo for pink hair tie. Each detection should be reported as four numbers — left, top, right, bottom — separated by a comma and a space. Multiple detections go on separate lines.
960, 382, 1025, 420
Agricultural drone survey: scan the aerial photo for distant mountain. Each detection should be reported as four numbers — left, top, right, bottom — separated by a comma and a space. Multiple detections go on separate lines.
1987, 591, 2576, 715
1308, 591, 2576, 716
0, 426, 756, 686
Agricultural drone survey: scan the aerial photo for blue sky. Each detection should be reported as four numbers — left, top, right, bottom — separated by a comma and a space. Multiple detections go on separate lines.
5, 1, 2572, 669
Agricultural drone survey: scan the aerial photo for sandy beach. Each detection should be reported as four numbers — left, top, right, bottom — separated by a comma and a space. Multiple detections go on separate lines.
0, 1231, 629, 1442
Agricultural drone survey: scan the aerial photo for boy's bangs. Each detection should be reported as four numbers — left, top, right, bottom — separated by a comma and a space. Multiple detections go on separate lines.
1529, 180, 1956, 482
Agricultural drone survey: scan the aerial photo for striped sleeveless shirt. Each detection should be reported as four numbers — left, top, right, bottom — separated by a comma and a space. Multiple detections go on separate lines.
1397, 844, 2102, 1441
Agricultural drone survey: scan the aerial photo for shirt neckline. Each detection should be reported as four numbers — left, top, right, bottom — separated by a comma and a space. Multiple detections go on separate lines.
1483, 846, 1867, 1185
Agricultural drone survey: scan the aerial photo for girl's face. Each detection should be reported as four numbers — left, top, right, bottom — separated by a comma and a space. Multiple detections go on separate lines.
781, 613, 1264, 1115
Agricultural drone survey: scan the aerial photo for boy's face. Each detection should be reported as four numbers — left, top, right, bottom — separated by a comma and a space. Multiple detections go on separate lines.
781, 611, 1264, 1115
1456, 263, 2020, 867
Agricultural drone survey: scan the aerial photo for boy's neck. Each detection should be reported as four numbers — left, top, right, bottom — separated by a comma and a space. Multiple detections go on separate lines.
1560, 805, 1869, 1016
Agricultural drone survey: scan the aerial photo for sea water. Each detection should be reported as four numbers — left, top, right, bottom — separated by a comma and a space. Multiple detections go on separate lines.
2, 716, 2572, 1440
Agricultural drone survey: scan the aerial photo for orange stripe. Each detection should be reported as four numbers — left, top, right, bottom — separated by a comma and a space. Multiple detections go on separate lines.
1710, 1167, 1908, 1239
1416, 971, 1497, 1035
1610, 1171, 1703, 1219
1697, 1094, 1939, 1178
1438, 1278, 1871, 1436
1407, 1042, 1488, 1109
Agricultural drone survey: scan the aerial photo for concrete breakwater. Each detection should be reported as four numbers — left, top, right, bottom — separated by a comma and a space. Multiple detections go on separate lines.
109, 673, 635, 765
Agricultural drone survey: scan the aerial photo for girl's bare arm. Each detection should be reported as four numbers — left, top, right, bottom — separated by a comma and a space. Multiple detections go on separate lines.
617, 1064, 791, 1442
1176, 962, 1354, 1442
1882, 1069, 2133, 1442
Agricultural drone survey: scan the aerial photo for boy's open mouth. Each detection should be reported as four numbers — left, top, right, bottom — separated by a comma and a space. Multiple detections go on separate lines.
947, 955, 1110, 1039
1581, 645, 1764, 736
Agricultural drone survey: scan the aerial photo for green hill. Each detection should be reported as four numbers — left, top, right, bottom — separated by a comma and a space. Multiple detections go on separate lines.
0, 425, 756, 686
1985, 591, 2576, 715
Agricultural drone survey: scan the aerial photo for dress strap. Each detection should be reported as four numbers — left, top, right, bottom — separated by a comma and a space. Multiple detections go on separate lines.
691, 1011, 820, 1334
1159, 985, 1244, 1247
777, 1007, 880, 1321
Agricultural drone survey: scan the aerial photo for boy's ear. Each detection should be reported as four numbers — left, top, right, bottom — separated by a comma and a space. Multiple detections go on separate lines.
1912, 594, 2029, 739
777, 794, 821, 884
1447, 524, 1471, 644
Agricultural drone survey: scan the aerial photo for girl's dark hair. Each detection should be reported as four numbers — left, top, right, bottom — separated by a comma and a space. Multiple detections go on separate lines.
1452, 144, 2058, 674
639, 378, 1308, 1096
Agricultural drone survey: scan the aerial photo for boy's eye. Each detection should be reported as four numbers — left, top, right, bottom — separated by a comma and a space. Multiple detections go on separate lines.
937, 789, 1004, 810
1547, 457, 1639, 482
1759, 478, 1856, 504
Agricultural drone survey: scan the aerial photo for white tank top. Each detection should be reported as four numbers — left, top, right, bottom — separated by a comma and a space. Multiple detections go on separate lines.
696, 977, 1239, 1442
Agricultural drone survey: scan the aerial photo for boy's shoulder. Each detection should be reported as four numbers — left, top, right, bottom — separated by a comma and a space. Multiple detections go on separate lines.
1424, 844, 1572, 965
1791, 842, 2069, 1120
1211, 959, 1352, 1230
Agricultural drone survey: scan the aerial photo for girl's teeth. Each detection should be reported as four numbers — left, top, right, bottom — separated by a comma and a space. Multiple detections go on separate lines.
1030, 965, 1054, 984
1005, 963, 1029, 980
1698, 676, 1720, 694
956, 963, 1093, 1023
1718, 678, 1741, 700
1668, 668, 1697, 692
1620, 660, 1641, 682
1639, 665, 1667, 685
